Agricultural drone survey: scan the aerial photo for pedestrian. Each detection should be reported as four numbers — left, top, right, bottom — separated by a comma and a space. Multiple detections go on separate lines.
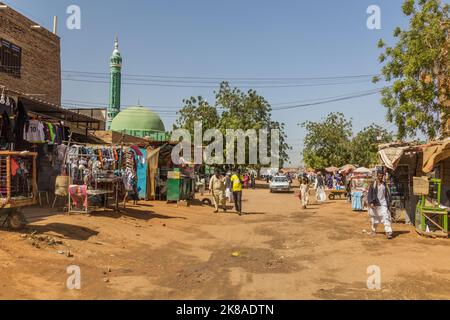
299, 178, 310, 209
209, 169, 226, 213
231, 169, 244, 215
243, 173, 249, 189
315, 172, 327, 202
368, 170, 393, 239
225, 172, 233, 203
326, 173, 333, 189
250, 173, 256, 189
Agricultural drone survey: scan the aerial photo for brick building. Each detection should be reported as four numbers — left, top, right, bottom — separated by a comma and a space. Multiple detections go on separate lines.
0, 2, 61, 105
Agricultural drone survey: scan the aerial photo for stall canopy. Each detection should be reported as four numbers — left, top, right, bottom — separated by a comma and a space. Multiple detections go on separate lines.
422, 139, 450, 173
354, 167, 372, 174
325, 166, 339, 173
339, 164, 356, 174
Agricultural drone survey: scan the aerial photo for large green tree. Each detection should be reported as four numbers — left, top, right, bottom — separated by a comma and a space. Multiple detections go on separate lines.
301, 112, 353, 169
374, 0, 449, 139
175, 81, 291, 168
174, 95, 220, 135
350, 124, 393, 167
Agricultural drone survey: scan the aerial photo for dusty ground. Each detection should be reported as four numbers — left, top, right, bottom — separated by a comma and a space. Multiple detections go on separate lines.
1, 181, 450, 300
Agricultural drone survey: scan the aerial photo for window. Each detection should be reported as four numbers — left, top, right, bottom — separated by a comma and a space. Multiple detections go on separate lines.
0, 39, 21, 78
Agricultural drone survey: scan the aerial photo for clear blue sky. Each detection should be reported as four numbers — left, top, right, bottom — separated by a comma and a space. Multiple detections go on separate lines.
6, 0, 412, 166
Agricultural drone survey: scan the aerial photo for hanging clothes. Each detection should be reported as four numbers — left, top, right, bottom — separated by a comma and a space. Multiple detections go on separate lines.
14, 101, 28, 147
0, 110, 13, 143
136, 147, 147, 199
23, 119, 46, 144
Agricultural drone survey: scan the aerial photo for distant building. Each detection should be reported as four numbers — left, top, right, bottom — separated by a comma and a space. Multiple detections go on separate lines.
0, 2, 100, 138
0, 1, 61, 105
107, 36, 122, 130
110, 105, 167, 141
106, 37, 168, 141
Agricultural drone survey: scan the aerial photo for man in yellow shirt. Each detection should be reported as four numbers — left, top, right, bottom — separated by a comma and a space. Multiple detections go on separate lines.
230, 169, 243, 215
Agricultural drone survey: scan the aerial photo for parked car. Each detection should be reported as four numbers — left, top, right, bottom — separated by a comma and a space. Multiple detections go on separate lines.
269, 175, 291, 193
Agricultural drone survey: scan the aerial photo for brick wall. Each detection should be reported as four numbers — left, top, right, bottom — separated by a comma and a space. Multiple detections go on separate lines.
0, 3, 61, 105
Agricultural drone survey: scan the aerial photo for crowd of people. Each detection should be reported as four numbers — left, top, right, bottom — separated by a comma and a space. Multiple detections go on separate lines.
202, 169, 257, 216
297, 168, 394, 240
199, 166, 394, 240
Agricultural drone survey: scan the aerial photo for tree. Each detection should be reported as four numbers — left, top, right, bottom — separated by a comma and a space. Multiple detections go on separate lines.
175, 81, 291, 168
350, 124, 393, 167
301, 112, 353, 169
374, 0, 449, 140
174, 96, 220, 135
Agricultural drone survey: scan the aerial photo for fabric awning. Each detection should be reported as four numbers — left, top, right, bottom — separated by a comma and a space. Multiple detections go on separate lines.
354, 167, 372, 174
325, 166, 339, 173
422, 139, 450, 173
378, 147, 409, 170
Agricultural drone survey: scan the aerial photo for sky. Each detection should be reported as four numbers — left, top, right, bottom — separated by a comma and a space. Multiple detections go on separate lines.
4, 0, 414, 166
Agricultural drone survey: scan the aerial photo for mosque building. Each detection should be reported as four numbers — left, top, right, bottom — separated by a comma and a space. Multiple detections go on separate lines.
107, 37, 167, 141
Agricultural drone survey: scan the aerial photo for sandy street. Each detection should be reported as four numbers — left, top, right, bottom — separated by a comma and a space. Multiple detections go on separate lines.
1, 181, 450, 300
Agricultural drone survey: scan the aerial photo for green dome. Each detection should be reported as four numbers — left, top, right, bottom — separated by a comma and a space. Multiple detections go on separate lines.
110, 106, 166, 134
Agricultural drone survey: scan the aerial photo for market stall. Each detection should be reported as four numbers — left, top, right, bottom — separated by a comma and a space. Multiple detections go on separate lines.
378, 142, 424, 224
64, 141, 143, 214
0, 151, 37, 229
146, 143, 196, 202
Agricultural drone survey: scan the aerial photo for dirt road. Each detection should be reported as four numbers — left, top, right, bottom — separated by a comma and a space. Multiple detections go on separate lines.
1, 182, 450, 299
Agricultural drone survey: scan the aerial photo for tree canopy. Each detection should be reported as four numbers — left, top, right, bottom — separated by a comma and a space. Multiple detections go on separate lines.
174, 81, 291, 168
301, 112, 353, 169
301, 113, 393, 169
374, 0, 449, 140
350, 124, 393, 167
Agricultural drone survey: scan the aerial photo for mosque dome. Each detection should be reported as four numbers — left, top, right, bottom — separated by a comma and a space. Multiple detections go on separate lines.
110, 105, 166, 138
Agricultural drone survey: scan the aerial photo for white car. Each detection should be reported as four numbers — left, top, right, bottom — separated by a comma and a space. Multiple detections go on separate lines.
269, 176, 291, 193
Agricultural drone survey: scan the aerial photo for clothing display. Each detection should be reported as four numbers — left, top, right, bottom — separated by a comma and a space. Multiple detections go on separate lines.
69, 184, 88, 209
0, 110, 13, 148
65, 144, 142, 206
0, 155, 33, 199
351, 191, 364, 211
23, 119, 45, 143
23, 119, 64, 145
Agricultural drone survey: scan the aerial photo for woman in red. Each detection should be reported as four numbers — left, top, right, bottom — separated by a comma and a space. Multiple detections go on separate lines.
243, 173, 249, 189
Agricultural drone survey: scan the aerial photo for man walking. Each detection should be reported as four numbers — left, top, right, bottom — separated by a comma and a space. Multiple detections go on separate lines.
299, 178, 310, 209
315, 172, 326, 202
231, 169, 244, 215
368, 170, 393, 239
209, 169, 226, 213
250, 173, 256, 189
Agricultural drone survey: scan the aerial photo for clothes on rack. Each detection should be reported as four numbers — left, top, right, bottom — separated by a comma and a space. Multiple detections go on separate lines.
0, 110, 13, 145
14, 101, 29, 145
69, 184, 88, 209
23, 119, 45, 144
23, 119, 65, 145
65, 144, 140, 193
